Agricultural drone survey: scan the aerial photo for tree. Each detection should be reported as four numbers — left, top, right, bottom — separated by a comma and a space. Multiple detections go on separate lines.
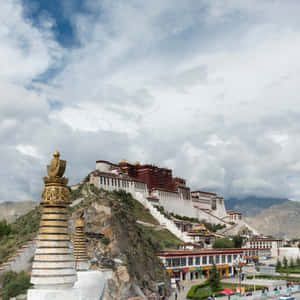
233, 235, 244, 248
213, 238, 234, 249
208, 263, 221, 290
290, 258, 294, 268
276, 259, 282, 272
296, 257, 300, 266
283, 256, 288, 269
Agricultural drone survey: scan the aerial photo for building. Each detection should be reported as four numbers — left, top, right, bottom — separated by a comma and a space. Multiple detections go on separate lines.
227, 211, 243, 223
90, 160, 228, 224
157, 248, 265, 282
245, 238, 283, 257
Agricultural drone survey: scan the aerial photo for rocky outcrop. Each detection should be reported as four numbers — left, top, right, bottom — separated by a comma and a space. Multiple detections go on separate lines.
70, 184, 171, 299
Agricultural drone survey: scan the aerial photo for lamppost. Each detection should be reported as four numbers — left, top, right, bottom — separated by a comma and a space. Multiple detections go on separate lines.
233, 257, 244, 297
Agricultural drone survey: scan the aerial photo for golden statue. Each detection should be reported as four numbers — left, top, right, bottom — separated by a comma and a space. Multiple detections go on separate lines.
47, 151, 66, 178
41, 152, 70, 206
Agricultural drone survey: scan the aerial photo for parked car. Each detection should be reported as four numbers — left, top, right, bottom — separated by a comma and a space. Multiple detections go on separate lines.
279, 295, 295, 300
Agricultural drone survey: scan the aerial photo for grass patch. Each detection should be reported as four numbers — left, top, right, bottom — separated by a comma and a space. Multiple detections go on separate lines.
139, 225, 182, 250
278, 267, 300, 274
132, 199, 159, 225
247, 274, 300, 282
187, 282, 266, 299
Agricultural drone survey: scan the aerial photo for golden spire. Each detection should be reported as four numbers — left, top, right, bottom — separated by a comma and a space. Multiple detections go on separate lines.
74, 210, 89, 271
30, 152, 77, 289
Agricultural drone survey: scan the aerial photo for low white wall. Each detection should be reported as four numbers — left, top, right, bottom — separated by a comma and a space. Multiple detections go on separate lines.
0, 240, 36, 275
278, 247, 300, 262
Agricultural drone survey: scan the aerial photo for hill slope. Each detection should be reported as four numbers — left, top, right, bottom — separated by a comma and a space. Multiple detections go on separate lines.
0, 201, 37, 222
225, 196, 287, 217
246, 200, 300, 238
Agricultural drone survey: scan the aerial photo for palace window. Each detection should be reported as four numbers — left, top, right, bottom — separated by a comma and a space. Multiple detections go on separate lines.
227, 255, 232, 263
216, 256, 220, 264
202, 256, 207, 265
188, 257, 193, 266
222, 255, 226, 263
195, 257, 200, 265
100, 177, 103, 184
209, 256, 214, 264
181, 258, 186, 266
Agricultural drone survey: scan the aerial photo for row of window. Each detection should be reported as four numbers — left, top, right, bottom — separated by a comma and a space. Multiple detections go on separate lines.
99, 176, 147, 190
99, 176, 130, 188
165, 254, 242, 268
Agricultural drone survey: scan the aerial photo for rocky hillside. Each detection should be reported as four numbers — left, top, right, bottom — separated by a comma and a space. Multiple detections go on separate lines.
225, 196, 287, 217
0, 201, 37, 222
246, 200, 300, 239
70, 184, 176, 299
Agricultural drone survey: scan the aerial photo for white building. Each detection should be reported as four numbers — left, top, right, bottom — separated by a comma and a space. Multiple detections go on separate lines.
89, 160, 228, 225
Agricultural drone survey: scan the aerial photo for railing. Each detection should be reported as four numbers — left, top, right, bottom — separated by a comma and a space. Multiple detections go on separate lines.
231, 286, 300, 300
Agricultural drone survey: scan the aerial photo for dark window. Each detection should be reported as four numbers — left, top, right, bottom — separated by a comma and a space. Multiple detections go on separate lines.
181, 258, 186, 266
222, 255, 226, 263
195, 257, 200, 265
202, 256, 207, 265
172, 258, 180, 267
216, 256, 220, 264
209, 256, 214, 264
188, 257, 193, 266
166, 259, 172, 267
227, 255, 232, 263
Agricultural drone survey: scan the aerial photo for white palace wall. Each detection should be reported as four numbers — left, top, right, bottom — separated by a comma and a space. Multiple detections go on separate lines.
90, 170, 228, 225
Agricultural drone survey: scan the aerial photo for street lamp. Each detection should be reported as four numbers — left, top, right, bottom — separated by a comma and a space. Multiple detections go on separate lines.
233, 257, 244, 297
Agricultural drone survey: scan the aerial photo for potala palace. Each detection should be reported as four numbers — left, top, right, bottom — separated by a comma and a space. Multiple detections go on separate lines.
89, 159, 257, 237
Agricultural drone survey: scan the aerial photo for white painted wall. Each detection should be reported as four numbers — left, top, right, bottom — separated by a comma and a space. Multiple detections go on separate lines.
278, 247, 300, 262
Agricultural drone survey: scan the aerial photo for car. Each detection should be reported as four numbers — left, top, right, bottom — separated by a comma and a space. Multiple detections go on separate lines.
279, 295, 295, 300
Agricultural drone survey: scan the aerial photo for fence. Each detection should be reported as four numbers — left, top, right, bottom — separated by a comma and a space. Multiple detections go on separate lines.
232, 286, 300, 300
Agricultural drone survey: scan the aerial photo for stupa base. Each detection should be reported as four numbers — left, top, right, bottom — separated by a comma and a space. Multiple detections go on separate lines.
27, 288, 80, 300
75, 260, 90, 271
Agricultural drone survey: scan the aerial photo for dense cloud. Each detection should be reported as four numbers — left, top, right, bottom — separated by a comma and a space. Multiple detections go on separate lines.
2, 0, 300, 202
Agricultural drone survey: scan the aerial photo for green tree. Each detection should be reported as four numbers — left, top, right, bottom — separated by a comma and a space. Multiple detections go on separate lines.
232, 235, 244, 248
296, 257, 300, 266
0, 220, 12, 238
1, 271, 31, 300
208, 262, 221, 290
276, 259, 282, 272
290, 258, 294, 268
213, 238, 234, 248
283, 256, 288, 269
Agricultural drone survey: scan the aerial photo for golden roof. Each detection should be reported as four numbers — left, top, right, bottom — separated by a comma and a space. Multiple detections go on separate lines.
119, 159, 128, 164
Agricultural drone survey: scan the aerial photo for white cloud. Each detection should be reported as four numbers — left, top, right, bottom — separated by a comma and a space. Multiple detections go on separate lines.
2, 0, 300, 202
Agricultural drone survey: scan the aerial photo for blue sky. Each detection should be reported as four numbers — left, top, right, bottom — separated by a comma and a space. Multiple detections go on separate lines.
2, 0, 300, 203
21, 0, 84, 47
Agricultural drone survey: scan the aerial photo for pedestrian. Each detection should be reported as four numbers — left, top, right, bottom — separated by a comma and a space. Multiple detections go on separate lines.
182, 285, 184, 291
175, 292, 177, 300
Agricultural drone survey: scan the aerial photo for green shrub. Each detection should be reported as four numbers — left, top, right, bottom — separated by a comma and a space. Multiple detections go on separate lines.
213, 238, 234, 248
0, 271, 31, 300
101, 236, 111, 245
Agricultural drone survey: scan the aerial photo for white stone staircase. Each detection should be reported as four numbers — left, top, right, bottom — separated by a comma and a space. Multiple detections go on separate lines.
132, 191, 192, 243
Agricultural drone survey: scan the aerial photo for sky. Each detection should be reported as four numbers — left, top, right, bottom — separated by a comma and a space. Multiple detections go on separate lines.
2, 0, 300, 203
